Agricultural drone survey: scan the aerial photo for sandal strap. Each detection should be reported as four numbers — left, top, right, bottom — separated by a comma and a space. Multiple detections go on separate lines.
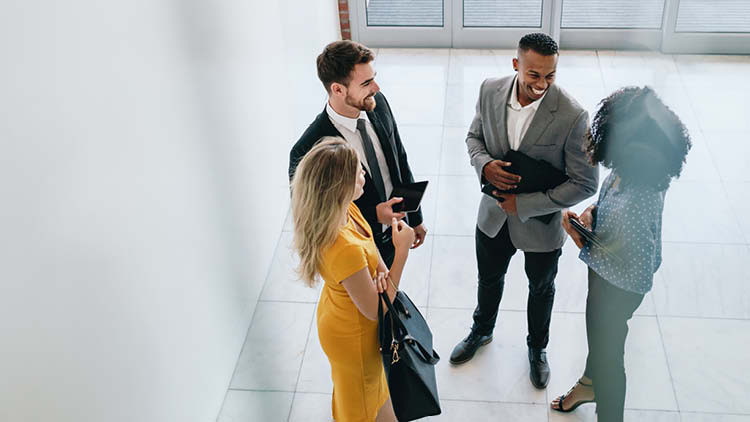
553, 392, 569, 411
553, 380, 594, 412
576, 379, 593, 388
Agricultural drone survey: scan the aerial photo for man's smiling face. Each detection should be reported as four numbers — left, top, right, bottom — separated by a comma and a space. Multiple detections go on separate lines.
513, 49, 558, 106
343, 62, 380, 112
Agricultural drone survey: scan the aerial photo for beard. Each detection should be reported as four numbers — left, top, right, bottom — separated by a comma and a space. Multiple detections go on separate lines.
346, 93, 377, 112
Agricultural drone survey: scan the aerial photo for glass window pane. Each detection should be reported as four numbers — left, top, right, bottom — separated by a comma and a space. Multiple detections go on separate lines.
366, 0, 444, 27
463, 0, 543, 28
676, 0, 750, 33
561, 0, 665, 29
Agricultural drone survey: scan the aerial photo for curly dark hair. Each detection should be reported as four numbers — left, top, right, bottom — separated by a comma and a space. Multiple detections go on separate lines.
587, 86, 692, 190
518, 32, 558, 56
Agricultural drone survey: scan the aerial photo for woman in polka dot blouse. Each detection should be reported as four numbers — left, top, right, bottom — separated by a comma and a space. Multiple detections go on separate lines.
551, 86, 692, 421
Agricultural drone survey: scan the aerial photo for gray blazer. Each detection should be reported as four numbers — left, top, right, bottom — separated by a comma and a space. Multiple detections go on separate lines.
466, 76, 599, 252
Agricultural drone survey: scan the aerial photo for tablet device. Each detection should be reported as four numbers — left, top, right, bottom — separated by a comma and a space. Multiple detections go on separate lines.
569, 217, 597, 244
568, 217, 623, 263
390, 181, 428, 213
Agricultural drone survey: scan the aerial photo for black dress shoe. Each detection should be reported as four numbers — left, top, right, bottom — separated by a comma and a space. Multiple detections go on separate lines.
528, 347, 551, 389
450, 331, 493, 364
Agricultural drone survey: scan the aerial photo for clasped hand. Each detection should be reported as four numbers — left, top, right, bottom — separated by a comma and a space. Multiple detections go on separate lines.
485, 160, 521, 215
483, 159, 521, 191
376, 197, 427, 248
561, 205, 595, 249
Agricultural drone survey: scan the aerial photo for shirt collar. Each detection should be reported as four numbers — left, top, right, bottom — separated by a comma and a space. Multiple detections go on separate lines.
508, 75, 547, 111
326, 102, 369, 134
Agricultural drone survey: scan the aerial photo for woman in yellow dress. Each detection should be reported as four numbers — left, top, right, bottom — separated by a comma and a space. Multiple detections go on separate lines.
291, 137, 415, 422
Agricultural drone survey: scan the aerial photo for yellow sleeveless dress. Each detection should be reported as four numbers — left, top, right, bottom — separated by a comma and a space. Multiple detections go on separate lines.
317, 202, 389, 421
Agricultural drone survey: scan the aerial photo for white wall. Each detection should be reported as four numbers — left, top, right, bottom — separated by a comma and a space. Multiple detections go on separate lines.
0, 1, 338, 421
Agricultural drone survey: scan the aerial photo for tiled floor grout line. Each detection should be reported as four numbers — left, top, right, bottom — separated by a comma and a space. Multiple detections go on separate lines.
680, 410, 750, 416
436, 398, 553, 407
594, 49, 606, 97
641, 314, 750, 322
221, 388, 749, 416
286, 304, 317, 422
425, 78, 454, 311
429, 305, 750, 321
250, 302, 750, 321
228, 388, 295, 393
672, 54, 749, 247
656, 304, 682, 413
398, 232, 747, 246
427, 52, 453, 281
258, 299, 317, 304
290, 391, 330, 396
216, 219, 290, 420
423, 220, 437, 311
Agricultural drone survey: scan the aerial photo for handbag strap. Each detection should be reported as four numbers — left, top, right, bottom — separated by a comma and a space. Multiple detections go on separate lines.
379, 292, 406, 335
402, 334, 441, 365
378, 292, 408, 362
378, 292, 403, 340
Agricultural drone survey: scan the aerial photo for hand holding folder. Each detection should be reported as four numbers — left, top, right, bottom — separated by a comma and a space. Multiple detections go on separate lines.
481, 150, 569, 224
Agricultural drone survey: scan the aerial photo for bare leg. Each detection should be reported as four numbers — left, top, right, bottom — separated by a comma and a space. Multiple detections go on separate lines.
375, 397, 396, 422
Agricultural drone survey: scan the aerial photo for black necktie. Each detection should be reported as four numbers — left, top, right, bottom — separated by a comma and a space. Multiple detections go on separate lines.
356, 118, 386, 201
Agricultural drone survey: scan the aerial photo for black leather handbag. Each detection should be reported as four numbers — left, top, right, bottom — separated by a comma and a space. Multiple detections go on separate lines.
378, 291, 441, 421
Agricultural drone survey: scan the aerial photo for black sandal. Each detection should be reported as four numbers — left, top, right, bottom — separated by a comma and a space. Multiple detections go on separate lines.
551, 379, 595, 413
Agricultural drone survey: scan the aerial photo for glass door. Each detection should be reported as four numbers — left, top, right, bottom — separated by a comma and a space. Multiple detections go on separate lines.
661, 0, 750, 54
350, 0, 750, 54
351, 0, 554, 48
351, 0, 452, 47
451, 0, 554, 48
557, 0, 667, 49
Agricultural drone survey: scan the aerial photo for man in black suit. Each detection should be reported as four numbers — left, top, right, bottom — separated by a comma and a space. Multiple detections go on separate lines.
288, 40, 427, 266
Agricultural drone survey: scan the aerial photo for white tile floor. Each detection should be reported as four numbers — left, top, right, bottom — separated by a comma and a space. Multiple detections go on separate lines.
218, 49, 750, 421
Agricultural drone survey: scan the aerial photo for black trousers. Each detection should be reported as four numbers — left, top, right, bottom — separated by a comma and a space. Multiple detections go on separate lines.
375, 227, 395, 268
471, 224, 561, 349
583, 268, 645, 422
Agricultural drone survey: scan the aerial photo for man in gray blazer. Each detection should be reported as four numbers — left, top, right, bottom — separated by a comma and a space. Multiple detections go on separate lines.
450, 33, 599, 390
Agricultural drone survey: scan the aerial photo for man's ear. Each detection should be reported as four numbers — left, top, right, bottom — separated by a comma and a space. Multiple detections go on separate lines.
512, 57, 519, 72
330, 82, 346, 96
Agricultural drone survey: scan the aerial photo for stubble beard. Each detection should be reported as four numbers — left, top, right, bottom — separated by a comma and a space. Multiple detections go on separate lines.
347, 94, 376, 112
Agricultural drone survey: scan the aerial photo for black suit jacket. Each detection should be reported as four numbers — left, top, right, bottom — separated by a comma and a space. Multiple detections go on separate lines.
288, 92, 424, 233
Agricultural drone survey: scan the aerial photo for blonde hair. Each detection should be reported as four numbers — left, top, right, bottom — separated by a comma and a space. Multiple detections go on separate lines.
291, 137, 360, 287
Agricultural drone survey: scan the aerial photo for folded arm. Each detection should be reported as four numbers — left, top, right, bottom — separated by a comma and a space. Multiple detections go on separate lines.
515, 110, 599, 222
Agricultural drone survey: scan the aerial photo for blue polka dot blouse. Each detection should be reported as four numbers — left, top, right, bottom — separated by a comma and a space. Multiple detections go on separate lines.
579, 172, 666, 294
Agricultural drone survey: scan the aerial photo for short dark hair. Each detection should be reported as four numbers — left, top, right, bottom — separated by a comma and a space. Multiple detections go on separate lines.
518, 33, 558, 56
316, 40, 374, 93
587, 86, 692, 190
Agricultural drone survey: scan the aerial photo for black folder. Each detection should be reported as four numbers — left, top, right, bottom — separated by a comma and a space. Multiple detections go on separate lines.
481, 150, 569, 224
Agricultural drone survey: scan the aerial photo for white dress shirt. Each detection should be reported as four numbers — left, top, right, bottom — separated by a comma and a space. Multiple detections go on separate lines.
507, 76, 547, 151
327, 102, 393, 232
